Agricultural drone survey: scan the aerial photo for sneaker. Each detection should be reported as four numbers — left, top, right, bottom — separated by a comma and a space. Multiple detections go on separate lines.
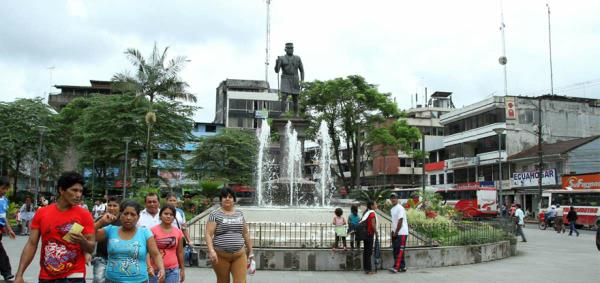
388, 267, 398, 273
400, 268, 407, 272
3, 274, 14, 281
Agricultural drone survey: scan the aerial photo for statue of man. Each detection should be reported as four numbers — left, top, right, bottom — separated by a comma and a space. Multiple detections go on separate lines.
275, 42, 304, 116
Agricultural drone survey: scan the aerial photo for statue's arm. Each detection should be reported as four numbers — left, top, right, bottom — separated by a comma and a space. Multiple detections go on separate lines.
274, 56, 281, 73
298, 57, 304, 81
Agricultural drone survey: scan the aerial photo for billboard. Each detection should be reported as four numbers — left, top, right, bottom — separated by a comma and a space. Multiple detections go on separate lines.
511, 169, 557, 188
561, 173, 600, 190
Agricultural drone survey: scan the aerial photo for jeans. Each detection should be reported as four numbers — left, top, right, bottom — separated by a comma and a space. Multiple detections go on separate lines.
39, 279, 85, 283
92, 257, 106, 283
392, 234, 407, 270
569, 222, 579, 236
0, 233, 12, 278
362, 235, 374, 272
149, 268, 180, 283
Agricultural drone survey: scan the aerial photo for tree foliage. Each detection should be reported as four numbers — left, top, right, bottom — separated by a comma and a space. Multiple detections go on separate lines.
112, 43, 197, 183
186, 129, 258, 185
302, 75, 399, 190
0, 98, 63, 195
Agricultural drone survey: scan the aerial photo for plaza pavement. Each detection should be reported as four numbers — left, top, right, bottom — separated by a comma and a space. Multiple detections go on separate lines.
6, 226, 599, 283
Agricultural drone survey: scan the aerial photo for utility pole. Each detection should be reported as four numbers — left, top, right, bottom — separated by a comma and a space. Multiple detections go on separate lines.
537, 97, 544, 214
123, 137, 132, 198
422, 133, 426, 194
265, 0, 271, 84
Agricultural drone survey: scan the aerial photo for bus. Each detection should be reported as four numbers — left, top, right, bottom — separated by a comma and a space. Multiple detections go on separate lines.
436, 188, 498, 218
541, 189, 600, 228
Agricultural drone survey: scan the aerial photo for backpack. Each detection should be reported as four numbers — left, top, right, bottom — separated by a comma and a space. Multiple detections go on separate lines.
355, 211, 374, 240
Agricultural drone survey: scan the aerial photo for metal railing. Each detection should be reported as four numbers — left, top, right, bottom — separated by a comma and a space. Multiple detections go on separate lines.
188, 220, 512, 249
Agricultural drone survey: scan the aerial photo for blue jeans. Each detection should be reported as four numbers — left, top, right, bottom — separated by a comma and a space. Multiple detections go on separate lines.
569, 222, 579, 236
149, 268, 180, 283
92, 257, 107, 283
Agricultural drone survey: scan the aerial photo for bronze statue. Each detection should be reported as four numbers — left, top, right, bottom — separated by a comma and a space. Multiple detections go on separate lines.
275, 42, 304, 116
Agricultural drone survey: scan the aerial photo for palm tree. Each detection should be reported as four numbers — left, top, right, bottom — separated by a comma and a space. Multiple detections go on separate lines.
113, 43, 197, 184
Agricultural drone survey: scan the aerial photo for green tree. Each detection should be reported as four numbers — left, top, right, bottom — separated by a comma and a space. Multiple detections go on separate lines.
366, 118, 422, 187
302, 75, 399, 191
59, 94, 194, 192
0, 98, 62, 196
112, 43, 197, 184
186, 129, 258, 185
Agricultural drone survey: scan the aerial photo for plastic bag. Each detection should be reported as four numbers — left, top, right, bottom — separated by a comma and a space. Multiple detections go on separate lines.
247, 258, 256, 275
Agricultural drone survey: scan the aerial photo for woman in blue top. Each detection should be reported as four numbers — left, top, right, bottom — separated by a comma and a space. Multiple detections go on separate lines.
96, 200, 164, 283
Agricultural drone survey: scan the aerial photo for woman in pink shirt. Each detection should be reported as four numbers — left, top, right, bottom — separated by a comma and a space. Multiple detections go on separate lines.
149, 205, 185, 283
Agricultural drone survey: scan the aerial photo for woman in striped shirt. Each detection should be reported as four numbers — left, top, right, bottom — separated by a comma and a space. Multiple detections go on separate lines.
205, 187, 253, 283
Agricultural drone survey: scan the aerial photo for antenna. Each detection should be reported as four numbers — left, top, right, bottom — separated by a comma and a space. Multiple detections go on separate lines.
265, 0, 271, 84
499, 0, 508, 98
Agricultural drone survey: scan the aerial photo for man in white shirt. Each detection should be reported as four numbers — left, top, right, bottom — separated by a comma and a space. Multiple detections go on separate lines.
92, 199, 106, 219
389, 193, 408, 273
137, 193, 161, 228
514, 204, 527, 242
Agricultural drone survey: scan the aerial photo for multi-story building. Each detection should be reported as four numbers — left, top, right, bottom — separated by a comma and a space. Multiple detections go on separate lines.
435, 95, 600, 214
48, 80, 115, 111
214, 79, 283, 129
363, 91, 455, 189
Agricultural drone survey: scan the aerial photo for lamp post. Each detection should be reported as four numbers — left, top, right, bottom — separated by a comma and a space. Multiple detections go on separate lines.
35, 126, 48, 207
123, 137, 132, 198
493, 128, 505, 217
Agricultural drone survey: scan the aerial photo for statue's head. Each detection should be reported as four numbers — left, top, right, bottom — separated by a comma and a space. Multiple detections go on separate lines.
285, 43, 294, 56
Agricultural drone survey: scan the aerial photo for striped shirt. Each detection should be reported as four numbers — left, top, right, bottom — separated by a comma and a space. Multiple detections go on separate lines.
208, 209, 246, 253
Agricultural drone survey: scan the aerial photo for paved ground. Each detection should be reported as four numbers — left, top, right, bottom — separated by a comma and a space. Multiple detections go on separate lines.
6, 226, 599, 282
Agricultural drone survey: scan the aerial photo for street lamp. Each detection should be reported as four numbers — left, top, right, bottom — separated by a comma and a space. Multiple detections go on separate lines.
123, 137, 132, 198
493, 128, 505, 217
35, 125, 48, 207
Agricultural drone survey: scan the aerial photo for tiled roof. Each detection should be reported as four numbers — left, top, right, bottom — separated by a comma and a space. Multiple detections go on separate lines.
508, 135, 600, 160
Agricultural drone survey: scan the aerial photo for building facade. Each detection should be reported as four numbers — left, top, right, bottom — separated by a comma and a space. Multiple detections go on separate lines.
48, 80, 115, 111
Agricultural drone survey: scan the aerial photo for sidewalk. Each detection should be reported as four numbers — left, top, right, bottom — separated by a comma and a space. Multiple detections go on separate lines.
7, 227, 599, 282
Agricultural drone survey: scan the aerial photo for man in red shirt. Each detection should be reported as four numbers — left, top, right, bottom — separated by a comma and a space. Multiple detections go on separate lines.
15, 171, 95, 283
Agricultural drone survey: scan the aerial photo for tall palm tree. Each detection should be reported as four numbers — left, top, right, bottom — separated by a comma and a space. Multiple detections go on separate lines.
113, 43, 197, 184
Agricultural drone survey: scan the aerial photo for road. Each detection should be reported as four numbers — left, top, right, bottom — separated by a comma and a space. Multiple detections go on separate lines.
6, 226, 599, 282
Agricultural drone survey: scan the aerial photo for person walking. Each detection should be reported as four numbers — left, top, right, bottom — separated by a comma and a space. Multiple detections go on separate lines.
347, 205, 361, 250
92, 199, 106, 219
332, 208, 347, 251
92, 196, 121, 283
149, 205, 185, 283
0, 176, 17, 281
138, 192, 161, 229
15, 171, 96, 283
514, 204, 527, 242
566, 206, 579, 237
97, 200, 164, 283
360, 201, 378, 275
165, 193, 191, 246
205, 187, 254, 283
388, 193, 408, 273
19, 196, 35, 236
555, 204, 565, 233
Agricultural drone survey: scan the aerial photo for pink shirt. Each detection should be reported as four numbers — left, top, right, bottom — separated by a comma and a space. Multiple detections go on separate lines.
151, 225, 183, 269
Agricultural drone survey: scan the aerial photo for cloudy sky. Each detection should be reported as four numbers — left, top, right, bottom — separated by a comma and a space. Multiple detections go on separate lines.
1, 0, 599, 122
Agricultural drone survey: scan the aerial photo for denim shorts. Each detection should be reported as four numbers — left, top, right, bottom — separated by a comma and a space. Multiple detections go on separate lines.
148, 268, 180, 283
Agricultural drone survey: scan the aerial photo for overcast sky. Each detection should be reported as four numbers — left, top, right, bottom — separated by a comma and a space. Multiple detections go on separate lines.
1, 0, 599, 122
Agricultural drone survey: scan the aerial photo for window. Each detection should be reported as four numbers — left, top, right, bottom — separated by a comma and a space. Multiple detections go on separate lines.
439, 174, 445, 184
205, 125, 217, 132
430, 175, 437, 185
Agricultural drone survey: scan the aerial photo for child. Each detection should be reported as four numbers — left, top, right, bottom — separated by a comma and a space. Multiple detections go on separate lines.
333, 207, 347, 251
0, 176, 16, 281
19, 196, 35, 235
347, 205, 361, 249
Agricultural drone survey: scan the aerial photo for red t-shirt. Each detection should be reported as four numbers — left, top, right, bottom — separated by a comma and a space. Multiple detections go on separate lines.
30, 204, 94, 280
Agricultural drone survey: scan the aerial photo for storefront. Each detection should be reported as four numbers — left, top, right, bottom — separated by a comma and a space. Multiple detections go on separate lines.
510, 168, 559, 214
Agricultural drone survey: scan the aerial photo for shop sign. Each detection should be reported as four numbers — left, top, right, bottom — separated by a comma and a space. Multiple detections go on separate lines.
561, 173, 600, 190
448, 157, 479, 169
511, 169, 557, 188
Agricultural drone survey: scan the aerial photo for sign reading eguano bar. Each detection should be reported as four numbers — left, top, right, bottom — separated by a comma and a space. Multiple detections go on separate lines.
511, 169, 557, 188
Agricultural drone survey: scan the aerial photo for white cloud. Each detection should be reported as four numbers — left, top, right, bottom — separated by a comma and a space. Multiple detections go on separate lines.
1, 0, 600, 122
